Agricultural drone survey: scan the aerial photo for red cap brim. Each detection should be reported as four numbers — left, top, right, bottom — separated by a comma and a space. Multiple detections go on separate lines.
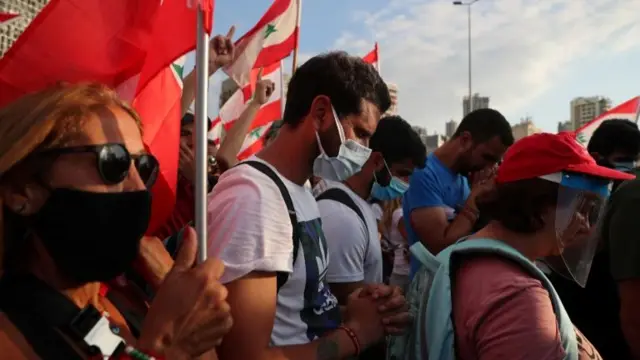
567, 163, 636, 181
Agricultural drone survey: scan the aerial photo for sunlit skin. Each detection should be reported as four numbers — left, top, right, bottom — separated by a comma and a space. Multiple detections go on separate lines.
3, 105, 147, 344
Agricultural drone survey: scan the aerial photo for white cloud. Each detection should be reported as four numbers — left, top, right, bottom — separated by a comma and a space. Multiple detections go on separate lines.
334, 0, 640, 133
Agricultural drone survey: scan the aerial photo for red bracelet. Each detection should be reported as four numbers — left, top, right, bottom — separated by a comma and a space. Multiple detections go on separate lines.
338, 325, 361, 356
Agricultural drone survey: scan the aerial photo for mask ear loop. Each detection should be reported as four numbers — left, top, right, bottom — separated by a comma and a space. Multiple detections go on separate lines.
331, 106, 346, 144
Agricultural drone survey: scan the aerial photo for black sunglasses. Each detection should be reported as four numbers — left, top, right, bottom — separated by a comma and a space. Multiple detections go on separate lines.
40, 143, 159, 188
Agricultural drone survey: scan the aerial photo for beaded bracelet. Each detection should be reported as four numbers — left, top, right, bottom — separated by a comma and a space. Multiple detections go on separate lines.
123, 346, 165, 360
338, 325, 361, 356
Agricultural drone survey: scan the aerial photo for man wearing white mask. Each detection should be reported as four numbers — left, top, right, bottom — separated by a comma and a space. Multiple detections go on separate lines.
316, 115, 426, 304
207, 52, 411, 360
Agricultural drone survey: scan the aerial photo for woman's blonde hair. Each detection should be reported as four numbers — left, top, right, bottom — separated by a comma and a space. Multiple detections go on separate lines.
380, 198, 402, 237
0, 82, 142, 272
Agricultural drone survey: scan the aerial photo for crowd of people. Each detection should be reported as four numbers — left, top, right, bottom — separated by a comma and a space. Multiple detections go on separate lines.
0, 28, 639, 360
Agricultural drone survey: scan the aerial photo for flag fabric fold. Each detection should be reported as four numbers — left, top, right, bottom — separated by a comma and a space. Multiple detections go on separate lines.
574, 96, 640, 147
224, 0, 298, 86
0, 0, 214, 233
362, 42, 379, 71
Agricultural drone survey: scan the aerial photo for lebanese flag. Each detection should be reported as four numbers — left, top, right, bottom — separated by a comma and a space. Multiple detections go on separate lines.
212, 62, 283, 158
362, 42, 379, 71
238, 123, 273, 160
0, 0, 214, 233
224, 0, 299, 87
574, 96, 640, 147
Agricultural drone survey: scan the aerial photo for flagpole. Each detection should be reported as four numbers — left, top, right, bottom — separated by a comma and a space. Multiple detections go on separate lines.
195, 4, 210, 264
290, 0, 302, 74
375, 42, 381, 77
280, 60, 285, 115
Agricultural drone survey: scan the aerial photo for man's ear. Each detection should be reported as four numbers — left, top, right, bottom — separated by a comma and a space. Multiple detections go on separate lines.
310, 95, 332, 132
369, 152, 385, 172
458, 131, 474, 151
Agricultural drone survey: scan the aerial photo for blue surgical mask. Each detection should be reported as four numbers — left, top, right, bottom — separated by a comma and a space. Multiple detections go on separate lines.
370, 161, 409, 201
313, 106, 372, 182
613, 161, 636, 172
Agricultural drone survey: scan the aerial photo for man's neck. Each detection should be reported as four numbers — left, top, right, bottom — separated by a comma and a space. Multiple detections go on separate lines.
259, 127, 315, 186
344, 175, 370, 200
433, 141, 461, 174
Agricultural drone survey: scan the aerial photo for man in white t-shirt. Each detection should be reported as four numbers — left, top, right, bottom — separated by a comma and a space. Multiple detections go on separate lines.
316, 115, 427, 303
206, 52, 410, 360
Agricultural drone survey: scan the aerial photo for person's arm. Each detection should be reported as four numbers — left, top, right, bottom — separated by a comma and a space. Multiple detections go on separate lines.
216, 71, 274, 172
181, 27, 236, 116
218, 272, 360, 360
318, 200, 368, 304
608, 190, 640, 359
407, 169, 477, 254
472, 286, 568, 359
215, 100, 261, 171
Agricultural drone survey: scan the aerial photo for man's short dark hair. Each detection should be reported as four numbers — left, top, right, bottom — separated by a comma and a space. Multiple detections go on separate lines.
182, 112, 212, 130
282, 51, 391, 127
369, 115, 427, 168
587, 119, 640, 157
453, 108, 514, 147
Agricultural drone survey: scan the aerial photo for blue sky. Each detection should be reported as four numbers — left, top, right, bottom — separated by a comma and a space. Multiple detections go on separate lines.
187, 0, 640, 134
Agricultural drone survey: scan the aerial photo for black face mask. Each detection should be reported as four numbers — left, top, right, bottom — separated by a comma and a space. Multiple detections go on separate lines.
28, 188, 151, 284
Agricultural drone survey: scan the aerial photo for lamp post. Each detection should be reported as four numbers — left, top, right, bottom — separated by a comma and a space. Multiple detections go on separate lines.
453, 0, 479, 115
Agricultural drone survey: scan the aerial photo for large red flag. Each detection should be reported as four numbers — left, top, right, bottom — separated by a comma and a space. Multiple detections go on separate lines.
0, 0, 214, 233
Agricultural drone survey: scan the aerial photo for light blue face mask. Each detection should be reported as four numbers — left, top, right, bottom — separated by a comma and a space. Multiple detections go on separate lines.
313, 106, 372, 182
613, 161, 636, 172
370, 161, 409, 201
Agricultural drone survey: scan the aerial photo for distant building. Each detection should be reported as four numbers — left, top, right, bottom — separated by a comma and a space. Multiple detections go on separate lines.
557, 120, 573, 133
0, 0, 50, 56
463, 93, 490, 117
385, 83, 398, 116
445, 119, 458, 138
511, 117, 542, 141
425, 134, 446, 153
570, 96, 611, 130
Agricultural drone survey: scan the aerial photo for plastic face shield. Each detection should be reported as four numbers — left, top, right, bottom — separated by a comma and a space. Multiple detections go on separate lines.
538, 172, 611, 287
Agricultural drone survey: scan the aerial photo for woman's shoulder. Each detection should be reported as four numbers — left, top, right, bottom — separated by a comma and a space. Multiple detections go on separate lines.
0, 311, 41, 359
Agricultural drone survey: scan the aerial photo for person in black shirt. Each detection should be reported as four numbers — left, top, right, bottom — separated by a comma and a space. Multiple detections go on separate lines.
548, 119, 640, 359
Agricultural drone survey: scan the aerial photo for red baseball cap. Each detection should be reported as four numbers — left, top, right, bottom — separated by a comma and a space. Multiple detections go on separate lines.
496, 132, 635, 184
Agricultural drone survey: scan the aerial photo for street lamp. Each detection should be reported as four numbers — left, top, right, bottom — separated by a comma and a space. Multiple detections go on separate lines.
453, 0, 479, 115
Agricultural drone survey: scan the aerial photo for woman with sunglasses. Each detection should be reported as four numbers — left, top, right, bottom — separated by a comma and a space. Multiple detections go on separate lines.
0, 83, 232, 359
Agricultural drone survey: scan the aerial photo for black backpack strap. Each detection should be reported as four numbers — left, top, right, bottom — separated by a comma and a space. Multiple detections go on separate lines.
0, 274, 88, 360
316, 188, 367, 226
240, 161, 300, 291
316, 187, 370, 254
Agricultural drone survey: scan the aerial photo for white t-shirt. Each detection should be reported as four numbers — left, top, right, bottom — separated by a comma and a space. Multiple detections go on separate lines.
371, 203, 383, 221
316, 181, 383, 284
206, 158, 340, 346
389, 208, 410, 276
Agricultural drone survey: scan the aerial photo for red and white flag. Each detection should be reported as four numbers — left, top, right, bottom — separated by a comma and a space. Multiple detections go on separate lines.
224, 0, 299, 87
362, 42, 379, 71
574, 96, 640, 147
0, 0, 213, 233
211, 62, 283, 158
0, 12, 18, 24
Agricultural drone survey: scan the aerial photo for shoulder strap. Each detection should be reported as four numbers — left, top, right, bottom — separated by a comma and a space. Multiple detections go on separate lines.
316, 187, 370, 255
316, 188, 367, 226
0, 274, 86, 360
241, 161, 300, 291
